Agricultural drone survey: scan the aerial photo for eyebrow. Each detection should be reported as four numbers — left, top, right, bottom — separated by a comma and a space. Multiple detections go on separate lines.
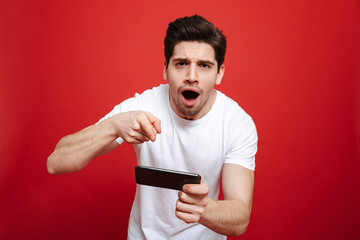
172, 58, 216, 66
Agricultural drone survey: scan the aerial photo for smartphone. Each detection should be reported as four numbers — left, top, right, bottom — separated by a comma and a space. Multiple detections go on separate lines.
135, 165, 201, 191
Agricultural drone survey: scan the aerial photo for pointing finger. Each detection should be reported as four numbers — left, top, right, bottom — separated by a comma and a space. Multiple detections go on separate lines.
145, 112, 162, 134
138, 119, 157, 142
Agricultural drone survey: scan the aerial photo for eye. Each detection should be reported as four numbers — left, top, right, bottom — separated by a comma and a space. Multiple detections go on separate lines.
176, 61, 187, 67
200, 63, 210, 68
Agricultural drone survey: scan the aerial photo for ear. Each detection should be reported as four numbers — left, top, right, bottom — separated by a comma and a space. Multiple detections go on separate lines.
163, 61, 168, 81
215, 65, 225, 85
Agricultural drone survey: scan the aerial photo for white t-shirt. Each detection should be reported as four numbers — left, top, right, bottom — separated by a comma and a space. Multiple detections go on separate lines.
98, 84, 258, 240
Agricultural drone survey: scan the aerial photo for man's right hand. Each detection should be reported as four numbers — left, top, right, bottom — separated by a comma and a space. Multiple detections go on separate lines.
112, 111, 161, 144
47, 110, 161, 174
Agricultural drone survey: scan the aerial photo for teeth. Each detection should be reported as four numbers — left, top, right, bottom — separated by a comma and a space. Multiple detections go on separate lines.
182, 90, 199, 100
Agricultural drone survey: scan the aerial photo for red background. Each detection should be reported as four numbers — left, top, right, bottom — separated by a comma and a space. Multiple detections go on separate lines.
1, 0, 359, 239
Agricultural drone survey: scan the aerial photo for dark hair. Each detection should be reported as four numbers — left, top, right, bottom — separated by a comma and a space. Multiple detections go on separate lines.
164, 15, 227, 71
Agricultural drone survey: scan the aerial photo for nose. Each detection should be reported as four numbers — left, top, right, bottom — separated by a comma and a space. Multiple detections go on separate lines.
185, 63, 198, 84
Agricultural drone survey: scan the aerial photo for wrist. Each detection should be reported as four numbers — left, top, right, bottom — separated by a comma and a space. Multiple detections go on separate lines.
100, 117, 120, 139
199, 197, 216, 223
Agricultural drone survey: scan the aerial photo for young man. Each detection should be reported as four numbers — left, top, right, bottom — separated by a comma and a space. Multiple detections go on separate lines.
48, 15, 258, 239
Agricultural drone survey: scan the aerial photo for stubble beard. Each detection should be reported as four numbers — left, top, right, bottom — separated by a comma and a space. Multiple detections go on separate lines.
172, 86, 212, 119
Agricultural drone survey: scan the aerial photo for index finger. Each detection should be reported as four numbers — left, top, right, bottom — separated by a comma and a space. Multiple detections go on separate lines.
137, 112, 160, 142
138, 119, 156, 142
145, 112, 162, 134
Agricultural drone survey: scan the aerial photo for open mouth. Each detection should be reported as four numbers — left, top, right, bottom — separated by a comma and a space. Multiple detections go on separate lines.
182, 90, 199, 100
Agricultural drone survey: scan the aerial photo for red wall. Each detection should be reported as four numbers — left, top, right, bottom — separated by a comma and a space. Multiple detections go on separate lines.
1, 0, 359, 239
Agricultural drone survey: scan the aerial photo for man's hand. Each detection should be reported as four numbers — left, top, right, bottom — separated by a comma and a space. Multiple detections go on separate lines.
113, 111, 161, 144
47, 110, 161, 174
175, 182, 209, 223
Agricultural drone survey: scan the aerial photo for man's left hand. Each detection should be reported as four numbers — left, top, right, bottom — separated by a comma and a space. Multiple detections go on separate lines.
175, 182, 209, 223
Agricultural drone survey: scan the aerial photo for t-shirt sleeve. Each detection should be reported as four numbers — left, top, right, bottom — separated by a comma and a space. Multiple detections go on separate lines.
224, 115, 258, 171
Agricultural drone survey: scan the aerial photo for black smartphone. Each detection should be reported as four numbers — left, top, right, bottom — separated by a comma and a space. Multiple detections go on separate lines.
135, 165, 201, 191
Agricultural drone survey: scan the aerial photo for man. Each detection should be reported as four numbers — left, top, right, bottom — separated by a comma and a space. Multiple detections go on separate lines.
48, 15, 258, 239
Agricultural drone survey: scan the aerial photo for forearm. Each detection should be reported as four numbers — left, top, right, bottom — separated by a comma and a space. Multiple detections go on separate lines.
47, 118, 118, 174
47, 110, 161, 174
199, 198, 251, 237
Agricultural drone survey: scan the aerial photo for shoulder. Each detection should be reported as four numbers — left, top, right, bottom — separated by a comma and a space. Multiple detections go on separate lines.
216, 92, 258, 170
215, 90, 257, 138
216, 91, 253, 122
97, 84, 168, 122
117, 84, 168, 110
134, 84, 168, 101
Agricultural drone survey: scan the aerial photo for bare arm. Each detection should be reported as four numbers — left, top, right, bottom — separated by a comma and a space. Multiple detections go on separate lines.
176, 163, 254, 237
47, 111, 161, 175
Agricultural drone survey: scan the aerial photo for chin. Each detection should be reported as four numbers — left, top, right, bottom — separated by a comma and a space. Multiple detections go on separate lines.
177, 105, 203, 119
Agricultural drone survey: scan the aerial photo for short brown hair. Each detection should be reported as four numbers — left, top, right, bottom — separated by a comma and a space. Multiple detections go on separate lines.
164, 15, 227, 71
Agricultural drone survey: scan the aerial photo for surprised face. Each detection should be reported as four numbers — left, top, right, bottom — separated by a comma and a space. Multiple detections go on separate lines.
164, 41, 225, 120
